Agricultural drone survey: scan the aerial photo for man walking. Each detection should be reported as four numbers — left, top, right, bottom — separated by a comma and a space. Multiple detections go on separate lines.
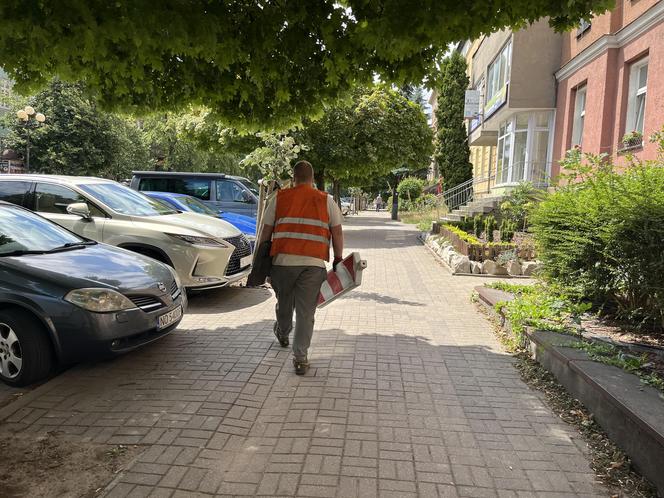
375, 194, 383, 211
258, 161, 344, 375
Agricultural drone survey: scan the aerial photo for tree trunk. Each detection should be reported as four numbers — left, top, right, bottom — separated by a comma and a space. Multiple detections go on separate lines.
314, 168, 325, 190
391, 186, 399, 221
332, 179, 341, 207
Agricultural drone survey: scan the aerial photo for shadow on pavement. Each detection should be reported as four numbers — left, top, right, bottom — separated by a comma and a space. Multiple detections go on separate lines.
187, 285, 272, 313
340, 290, 424, 307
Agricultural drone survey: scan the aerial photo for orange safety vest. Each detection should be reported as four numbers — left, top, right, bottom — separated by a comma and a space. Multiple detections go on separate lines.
270, 184, 330, 261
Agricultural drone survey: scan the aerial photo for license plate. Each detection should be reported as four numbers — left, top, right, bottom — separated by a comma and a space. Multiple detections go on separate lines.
240, 255, 252, 268
157, 306, 182, 330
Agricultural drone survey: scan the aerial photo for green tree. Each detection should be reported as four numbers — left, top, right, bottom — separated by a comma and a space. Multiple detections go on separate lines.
4, 79, 150, 179
298, 86, 433, 201
240, 133, 306, 181
0, 1, 612, 130
434, 52, 472, 191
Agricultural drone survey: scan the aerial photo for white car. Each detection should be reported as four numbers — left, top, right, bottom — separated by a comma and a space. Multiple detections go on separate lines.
0, 175, 253, 290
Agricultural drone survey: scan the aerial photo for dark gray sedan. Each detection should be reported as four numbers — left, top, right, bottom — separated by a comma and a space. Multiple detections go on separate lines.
0, 202, 187, 386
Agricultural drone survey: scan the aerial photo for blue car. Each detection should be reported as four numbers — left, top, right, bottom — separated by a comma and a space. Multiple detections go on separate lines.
145, 192, 256, 238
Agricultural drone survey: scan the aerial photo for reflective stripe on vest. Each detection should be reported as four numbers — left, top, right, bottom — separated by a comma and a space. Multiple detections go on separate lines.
272, 232, 330, 244
275, 217, 329, 229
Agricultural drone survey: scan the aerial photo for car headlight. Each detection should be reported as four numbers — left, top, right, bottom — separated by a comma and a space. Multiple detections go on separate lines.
64, 288, 136, 313
167, 233, 228, 247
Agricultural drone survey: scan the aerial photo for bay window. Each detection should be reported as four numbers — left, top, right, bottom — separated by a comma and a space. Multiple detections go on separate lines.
495, 112, 552, 186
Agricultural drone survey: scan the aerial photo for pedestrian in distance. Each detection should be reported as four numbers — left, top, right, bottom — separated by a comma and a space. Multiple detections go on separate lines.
375, 194, 383, 212
257, 161, 344, 375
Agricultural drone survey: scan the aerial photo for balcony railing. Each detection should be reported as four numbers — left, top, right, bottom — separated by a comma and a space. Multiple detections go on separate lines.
493, 161, 551, 188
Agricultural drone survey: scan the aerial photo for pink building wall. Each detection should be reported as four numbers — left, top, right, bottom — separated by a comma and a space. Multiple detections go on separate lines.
552, 1, 664, 178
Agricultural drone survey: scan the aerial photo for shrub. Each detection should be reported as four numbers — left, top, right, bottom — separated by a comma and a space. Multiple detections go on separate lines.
499, 182, 546, 230
397, 177, 425, 201
499, 219, 517, 243
473, 214, 483, 238
483, 215, 496, 242
531, 149, 664, 330
443, 224, 481, 244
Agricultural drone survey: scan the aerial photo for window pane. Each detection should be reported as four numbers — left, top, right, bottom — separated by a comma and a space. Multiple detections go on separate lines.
179, 179, 211, 200
138, 178, 169, 192
635, 93, 646, 133
535, 111, 550, 128
217, 180, 249, 203
516, 114, 529, 129
0, 182, 30, 207
512, 131, 527, 181
501, 133, 512, 184
532, 130, 550, 181
572, 88, 586, 146
35, 184, 85, 214
638, 64, 648, 89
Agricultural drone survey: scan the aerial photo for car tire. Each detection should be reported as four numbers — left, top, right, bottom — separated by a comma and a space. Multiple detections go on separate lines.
0, 309, 54, 387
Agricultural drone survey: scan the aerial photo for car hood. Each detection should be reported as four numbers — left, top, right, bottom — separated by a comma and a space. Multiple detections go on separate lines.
219, 212, 257, 236
131, 212, 241, 239
1, 244, 175, 293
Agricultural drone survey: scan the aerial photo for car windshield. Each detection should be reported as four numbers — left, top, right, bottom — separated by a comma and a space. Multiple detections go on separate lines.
179, 196, 218, 216
0, 206, 84, 255
240, 180, 259, 196
79, 183, 178, 216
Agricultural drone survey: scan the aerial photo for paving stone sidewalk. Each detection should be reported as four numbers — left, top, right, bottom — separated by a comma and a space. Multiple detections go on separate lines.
0, 212, 609, 497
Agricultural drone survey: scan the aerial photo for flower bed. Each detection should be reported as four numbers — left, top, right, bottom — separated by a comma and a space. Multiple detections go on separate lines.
440, 224, 515, 262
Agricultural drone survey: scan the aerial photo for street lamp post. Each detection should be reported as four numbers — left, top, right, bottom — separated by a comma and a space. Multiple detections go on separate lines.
16, 106, 46, 172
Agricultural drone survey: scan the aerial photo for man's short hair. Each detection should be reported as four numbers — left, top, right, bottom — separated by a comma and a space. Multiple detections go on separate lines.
293, 160, 314, 183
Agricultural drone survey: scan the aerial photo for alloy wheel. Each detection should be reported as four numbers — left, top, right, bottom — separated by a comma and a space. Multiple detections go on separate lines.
0, 322, 23, 379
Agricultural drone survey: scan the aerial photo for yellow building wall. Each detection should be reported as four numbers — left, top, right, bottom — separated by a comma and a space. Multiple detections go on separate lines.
465, 38, 496, 197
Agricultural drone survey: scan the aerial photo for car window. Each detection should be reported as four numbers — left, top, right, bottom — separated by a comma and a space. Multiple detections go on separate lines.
180, 196, 218, 216
0, 206, 84, 255
0, 181, 31, 207
35, 183, 105, 217
79, 182, 178, 216
139, 178, 211, 200
217, 180, 251, 203
239, 179, 259, 196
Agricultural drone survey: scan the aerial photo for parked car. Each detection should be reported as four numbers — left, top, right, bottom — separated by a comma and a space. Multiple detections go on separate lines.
0, 201, 186, 386
0, 176, 253, 290
144, 191, 256, 239
131, 171, 259, 217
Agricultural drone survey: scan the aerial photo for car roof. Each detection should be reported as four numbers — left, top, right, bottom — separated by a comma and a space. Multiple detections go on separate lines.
0, 174, 115, 185
132, 171, 250, 182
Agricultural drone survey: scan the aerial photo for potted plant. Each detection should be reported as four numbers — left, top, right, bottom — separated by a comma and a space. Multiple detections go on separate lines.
621, 130, 643, 149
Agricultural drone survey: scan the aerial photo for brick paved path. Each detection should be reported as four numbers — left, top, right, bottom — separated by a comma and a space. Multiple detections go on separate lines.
0, 213, 609, 497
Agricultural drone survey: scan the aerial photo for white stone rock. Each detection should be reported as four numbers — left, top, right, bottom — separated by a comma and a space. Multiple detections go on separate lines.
482, 260, 508, 275
471, 261, 482, 274
450, 254, 471, 274
442, 246, 455, 264
522, 261, 543, 276
507, 260, 522, 276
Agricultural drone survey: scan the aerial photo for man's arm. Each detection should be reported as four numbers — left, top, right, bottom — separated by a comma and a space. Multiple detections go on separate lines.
331, 224, 343, 270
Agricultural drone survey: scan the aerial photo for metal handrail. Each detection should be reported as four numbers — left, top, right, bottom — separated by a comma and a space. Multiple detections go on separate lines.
440, 174, 495, 211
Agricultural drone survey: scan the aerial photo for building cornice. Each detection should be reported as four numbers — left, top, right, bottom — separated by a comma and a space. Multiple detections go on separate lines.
555, 0, 664, 81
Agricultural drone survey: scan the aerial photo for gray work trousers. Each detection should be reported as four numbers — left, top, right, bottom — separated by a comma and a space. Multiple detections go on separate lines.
270, 265, 327, 360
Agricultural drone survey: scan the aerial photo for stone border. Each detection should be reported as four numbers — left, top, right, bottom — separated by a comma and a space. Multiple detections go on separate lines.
476, 286, 664, 497
419, 233, 536, 278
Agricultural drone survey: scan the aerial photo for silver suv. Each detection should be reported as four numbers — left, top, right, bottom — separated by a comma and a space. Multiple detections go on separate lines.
0, 176, 253, 290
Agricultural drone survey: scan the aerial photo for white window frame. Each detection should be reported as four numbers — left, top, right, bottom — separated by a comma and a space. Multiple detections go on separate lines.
571, 85, 587, 147
625, 57, 648, 135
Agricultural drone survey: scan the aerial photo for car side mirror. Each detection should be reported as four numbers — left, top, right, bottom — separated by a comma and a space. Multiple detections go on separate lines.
67, 202, 92, 220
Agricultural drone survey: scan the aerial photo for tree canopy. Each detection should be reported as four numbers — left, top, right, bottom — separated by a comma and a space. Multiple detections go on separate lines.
297, 86, 433, 189
0, 0, 613, 130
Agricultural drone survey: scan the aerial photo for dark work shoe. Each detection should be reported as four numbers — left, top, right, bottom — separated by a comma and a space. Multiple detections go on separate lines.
273, 322, 289, 347
293, 358, 310, 376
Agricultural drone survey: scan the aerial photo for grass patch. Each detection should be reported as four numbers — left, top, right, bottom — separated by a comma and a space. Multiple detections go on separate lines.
400, 206, 446, 231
